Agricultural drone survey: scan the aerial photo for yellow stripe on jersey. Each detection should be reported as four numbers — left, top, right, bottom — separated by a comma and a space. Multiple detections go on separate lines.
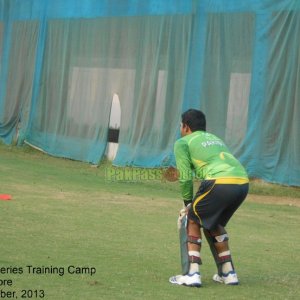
213, 178, 249, 184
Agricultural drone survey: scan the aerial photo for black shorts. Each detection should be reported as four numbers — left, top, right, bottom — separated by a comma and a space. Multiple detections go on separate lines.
188, 179, 249, 230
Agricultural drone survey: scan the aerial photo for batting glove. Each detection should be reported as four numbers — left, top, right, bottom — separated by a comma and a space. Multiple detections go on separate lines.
177, 207, 187, 230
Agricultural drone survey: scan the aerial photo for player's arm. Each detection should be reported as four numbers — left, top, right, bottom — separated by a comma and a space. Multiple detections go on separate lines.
174, 139, 193, 207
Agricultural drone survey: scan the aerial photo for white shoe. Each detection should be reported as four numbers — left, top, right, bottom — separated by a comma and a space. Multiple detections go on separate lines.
169, 272, 202, 287
213, 271, 239, 285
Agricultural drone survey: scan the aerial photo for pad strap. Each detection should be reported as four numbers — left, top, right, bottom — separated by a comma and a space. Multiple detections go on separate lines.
213, 233, 229, 243
218, 254, 232, 264
189, 255, 202, 264
187, 235, 202, 245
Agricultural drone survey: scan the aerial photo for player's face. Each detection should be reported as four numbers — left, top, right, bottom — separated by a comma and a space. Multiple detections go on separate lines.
180, 122, 188, 137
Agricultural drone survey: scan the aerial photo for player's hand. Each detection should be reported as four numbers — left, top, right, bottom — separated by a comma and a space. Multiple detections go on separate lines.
177, 207, 187, 230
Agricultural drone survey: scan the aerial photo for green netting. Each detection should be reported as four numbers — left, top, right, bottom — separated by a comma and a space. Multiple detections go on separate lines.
0, 0, 299, 186
26, 15, 191, 163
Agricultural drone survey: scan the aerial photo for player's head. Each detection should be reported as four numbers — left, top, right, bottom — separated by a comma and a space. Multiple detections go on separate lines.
180, 109, 206, 136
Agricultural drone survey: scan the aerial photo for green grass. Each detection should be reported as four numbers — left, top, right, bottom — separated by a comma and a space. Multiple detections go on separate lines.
249, 179, 300, 198
0, 143, 299, 299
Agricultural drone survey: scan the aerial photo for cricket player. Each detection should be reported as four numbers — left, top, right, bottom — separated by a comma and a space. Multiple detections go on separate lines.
169, 109, 249, 287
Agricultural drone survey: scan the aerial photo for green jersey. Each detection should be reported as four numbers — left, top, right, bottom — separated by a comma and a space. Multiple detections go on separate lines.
174, 131, 248, 202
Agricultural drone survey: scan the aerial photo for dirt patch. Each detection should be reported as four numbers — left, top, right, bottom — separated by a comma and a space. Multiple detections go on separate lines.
247, 194, 300, 207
